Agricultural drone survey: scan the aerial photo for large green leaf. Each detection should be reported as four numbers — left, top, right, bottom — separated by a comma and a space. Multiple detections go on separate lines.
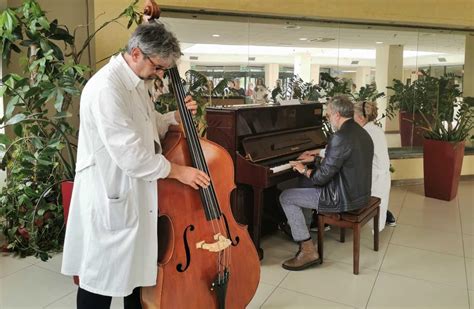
0, 133, 11, 146
5, 113, 26, 126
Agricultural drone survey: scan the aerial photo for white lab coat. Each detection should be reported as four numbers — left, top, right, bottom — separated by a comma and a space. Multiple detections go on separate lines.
364, 122, 391, 232
61, 54, 178, 297
318, 122, 390, 231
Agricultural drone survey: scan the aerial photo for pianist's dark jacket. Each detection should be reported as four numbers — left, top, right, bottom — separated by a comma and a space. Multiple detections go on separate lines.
309, 118, 374, 212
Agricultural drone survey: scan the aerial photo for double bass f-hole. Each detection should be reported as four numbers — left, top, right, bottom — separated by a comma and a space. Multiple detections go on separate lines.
176, 225, 194, 272
222, 214, 240, 246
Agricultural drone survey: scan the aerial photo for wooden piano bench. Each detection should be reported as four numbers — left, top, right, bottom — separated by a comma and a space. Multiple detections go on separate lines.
315, 197, 381, 275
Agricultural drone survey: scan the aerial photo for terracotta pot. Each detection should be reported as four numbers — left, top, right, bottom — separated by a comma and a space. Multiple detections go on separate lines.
423, 139, 465, 201
399, 111, 430, 147
60, 180, 79, 285
60, 180, 74, 224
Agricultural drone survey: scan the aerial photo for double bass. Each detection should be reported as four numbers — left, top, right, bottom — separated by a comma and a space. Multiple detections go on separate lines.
140, 2, 261, 308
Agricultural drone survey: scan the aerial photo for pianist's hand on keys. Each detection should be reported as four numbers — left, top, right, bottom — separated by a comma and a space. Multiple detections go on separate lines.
270, 160, 305, 173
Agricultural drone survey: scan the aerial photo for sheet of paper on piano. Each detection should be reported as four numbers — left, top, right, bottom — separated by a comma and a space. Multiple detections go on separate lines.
279, 99, 301, 105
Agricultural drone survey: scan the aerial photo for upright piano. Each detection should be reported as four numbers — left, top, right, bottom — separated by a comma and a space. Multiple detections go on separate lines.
206, 103, 327, 258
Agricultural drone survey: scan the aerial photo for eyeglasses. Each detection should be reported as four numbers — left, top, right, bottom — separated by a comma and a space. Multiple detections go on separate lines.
138, 48, 168, 72
144, 55, 168, 72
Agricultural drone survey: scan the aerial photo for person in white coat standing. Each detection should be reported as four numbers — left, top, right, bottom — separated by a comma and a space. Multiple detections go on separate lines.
353, 101, 395, 231
61, 22, 211, 309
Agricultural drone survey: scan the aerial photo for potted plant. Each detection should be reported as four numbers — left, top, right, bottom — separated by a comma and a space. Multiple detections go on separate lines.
385, 71, 438, 146
351, 83, 385, 102
0, 0, 141, 259
421, 86, 473, 201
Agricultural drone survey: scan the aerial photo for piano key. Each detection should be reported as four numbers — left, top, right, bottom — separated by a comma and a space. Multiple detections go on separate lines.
270, 163, 293, 173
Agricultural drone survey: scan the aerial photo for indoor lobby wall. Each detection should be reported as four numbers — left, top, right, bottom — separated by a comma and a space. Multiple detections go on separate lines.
391, 155, 474, 181
93, 0, 474, 68
95, 1, 474, 181
148, 0, 473, 29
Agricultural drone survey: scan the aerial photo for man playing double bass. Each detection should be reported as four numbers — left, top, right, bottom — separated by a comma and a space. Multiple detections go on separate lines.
61, 22, 210, 308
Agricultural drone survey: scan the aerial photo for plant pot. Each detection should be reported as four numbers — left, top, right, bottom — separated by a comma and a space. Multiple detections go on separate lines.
60, 180, 74, 224
60, 180, 79, 285
423, 139, 465, 201
399, 111, 430, 147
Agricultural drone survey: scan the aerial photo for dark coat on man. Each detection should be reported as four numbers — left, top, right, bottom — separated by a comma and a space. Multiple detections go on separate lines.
309, 118, 374, 212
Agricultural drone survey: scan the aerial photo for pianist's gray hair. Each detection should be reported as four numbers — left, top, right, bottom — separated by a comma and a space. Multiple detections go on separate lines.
327, 95, 354, 118
126, 22, 181, 63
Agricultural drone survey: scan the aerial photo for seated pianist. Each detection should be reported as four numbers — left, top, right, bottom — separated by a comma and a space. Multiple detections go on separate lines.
278, 95, 374, 271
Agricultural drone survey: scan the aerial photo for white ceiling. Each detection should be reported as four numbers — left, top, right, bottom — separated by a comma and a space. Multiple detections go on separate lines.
160, 14, 466, 68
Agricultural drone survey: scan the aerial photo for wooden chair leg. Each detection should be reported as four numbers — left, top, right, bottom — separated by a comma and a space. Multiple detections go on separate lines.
374, 207, 380, 252
340, 227, 345, 243
353, 223, 360, 275
317, 215, 324, 263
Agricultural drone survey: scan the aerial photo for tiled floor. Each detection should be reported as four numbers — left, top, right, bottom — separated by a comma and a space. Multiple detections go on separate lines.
0, 181, 473, 308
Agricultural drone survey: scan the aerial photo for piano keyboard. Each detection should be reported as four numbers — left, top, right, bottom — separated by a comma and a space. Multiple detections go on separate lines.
269, 163, 293, 173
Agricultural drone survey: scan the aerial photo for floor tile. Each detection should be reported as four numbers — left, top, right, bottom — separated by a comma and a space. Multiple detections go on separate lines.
398, 192, 461, 234
469, 290, 474, 309
387, 185, 407, 217
390, 224, 464, 256
262, 287, 355, 308
247, 282, 277, 309
34, 253, 63, 274
259, 247, 291, 286
466, 258, 474, 291
459, 190, 474, 235
0, 265, 76, 308
367, 272, 469, 309
465, 234, 474, 258
0, 253, 33, 278
261, 232, 298, 254
381, 244, 467, 288
361, 224, 395, 244
323, 235, 389, 271
279, 260, 377, 308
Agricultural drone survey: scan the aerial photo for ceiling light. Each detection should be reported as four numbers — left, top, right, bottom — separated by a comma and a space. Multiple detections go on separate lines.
376, 41, 384, 44
212, 34, 220, 37
299, 38, 308, 41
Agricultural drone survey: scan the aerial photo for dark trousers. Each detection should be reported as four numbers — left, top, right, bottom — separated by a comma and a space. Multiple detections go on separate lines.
77, 287, 142, 309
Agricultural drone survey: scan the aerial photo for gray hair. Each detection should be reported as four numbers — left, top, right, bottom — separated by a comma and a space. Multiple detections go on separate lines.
327, 95, 354, 118
126, 22, 181, 63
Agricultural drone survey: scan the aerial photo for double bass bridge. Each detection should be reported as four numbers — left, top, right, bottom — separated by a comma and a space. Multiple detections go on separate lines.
196, 233, 232, 252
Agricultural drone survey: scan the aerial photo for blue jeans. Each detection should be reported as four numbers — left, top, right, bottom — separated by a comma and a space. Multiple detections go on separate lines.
279, 187, 321, 241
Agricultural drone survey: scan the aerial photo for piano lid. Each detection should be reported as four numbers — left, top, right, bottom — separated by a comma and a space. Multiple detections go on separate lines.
207, 102, 323, 138
242, 126, 327, 163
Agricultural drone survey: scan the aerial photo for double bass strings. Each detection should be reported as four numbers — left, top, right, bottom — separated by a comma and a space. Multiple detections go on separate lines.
170, 68, 231, 282
169, 68, 232, 280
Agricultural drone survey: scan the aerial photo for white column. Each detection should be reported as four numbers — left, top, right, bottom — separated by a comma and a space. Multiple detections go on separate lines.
265, 63, 279, 90
310, 64, 320, 84
464, 34, 474, 97
177, 59, 191, 78
376, 44, 403, 130
294, 53, 311, 82
355, 67, 372, 89
464, 34, 474, 146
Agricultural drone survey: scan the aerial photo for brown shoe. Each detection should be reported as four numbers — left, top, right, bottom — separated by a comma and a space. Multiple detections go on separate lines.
282, 239, 322, 271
